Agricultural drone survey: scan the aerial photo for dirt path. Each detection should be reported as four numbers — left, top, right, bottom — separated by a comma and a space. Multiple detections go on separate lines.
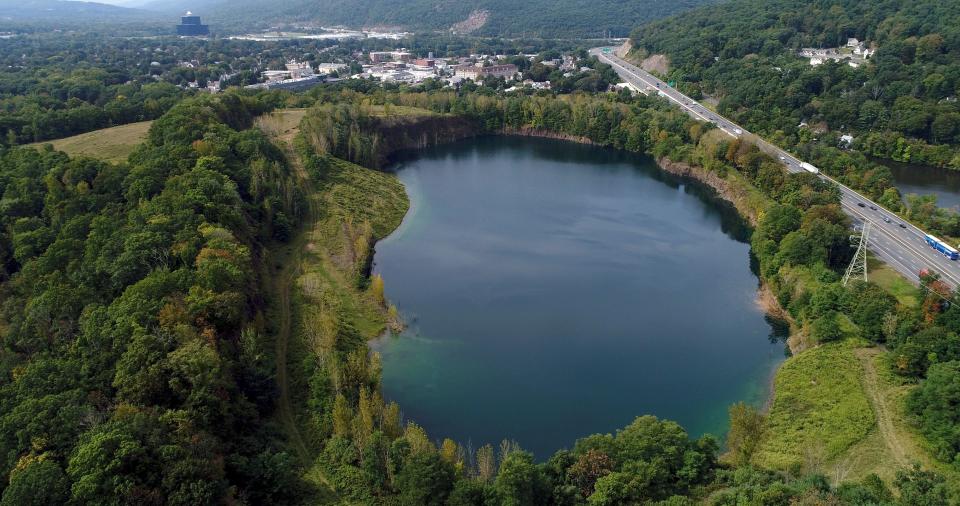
854, 347, 912, 467
264, 119, 340, 500
269, 123, 315, 465
272, 251, 310, 463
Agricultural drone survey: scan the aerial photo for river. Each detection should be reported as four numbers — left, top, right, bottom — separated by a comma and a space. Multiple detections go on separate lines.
371, 136, 786, 459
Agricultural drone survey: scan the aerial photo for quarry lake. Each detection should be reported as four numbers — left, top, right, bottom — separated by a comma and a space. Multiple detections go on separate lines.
372, 137, 786, 459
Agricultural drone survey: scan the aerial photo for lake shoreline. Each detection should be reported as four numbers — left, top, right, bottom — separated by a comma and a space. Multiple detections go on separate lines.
375, 136, 790, 455
653, 156, 803, 354
388, 135, 799, 412
653, 155, 804, 422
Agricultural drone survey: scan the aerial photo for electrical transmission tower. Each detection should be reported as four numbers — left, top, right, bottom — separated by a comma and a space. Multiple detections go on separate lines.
843, 222, 871, 286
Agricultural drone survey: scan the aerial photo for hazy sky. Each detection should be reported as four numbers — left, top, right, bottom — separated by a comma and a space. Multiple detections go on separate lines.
92, 0, 151, 6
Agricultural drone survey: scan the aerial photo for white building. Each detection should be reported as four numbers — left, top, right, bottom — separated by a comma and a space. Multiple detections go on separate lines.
285, 61, 314, 79
316, 63, 348, 73
262, 61, 316, 83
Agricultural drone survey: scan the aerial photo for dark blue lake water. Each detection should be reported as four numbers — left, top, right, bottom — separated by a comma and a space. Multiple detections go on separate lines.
372, 136, 785, 458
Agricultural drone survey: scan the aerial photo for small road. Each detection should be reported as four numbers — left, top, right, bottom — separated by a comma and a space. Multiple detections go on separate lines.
592, 47, 960, 288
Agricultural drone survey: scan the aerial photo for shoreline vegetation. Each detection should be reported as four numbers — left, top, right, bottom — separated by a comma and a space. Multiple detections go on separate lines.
294, 99, 808, 437
290, 92, 950, 490
3, 88, 955, 504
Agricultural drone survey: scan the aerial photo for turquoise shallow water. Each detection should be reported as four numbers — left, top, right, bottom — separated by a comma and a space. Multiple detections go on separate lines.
372, 136, 786, 459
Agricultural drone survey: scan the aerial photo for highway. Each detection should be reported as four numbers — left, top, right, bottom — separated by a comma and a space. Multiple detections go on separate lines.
591, 47, 960, 288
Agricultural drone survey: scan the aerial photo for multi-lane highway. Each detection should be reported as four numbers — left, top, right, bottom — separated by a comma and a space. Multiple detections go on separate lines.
591, 47, 960, 288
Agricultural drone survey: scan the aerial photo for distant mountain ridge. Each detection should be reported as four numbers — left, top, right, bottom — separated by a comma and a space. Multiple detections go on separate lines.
136, 0, 718, 37
0, 0, 156, 23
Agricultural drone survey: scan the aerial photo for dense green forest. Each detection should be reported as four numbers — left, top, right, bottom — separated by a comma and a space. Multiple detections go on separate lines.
0, 91, 308, 504
4, 0, 960, 502
630, 0, 960, 170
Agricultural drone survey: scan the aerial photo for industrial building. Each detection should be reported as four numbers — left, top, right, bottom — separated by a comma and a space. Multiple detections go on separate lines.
177, 12, 209, 36
453, 63, 518, 80
369, 51, 413, 63
247, 60, 325, 91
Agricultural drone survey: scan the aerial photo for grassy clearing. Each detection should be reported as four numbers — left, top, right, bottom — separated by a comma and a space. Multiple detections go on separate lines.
254, 108, 307, 141
869, 257, 919, 307
724, 166, 771, 220
698, 129, 773, 222
27, 120, 152, 163
755, 340, 875, 472
824, 348, 918, 485
294, 157, 408, 338
321, 157, 410, 239
367, 104, 436, 118
841, 349, 960, 485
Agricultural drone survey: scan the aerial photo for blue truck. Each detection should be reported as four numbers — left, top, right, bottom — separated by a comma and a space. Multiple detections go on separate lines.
925, 234, 959, 260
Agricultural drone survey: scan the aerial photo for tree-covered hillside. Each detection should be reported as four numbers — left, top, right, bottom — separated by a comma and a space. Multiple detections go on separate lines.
142, 0, 717, 38
0, 92, 306, 504
630, 0, 960, 169
0, 0, 159, 26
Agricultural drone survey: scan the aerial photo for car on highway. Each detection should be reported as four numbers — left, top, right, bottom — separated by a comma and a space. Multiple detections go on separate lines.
857, 202, 866, 208
884, 216, 891, 223
899, 223, 907, 229
869, 205, 877, 210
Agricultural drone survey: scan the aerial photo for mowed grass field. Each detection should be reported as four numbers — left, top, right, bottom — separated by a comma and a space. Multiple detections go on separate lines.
868, 257, 920, 307
27, 120, 152, 163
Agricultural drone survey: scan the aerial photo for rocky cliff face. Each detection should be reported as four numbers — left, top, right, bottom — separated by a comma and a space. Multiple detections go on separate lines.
656, 157, 759, 226
451, 9, 490, 34
372, 115, 481, 168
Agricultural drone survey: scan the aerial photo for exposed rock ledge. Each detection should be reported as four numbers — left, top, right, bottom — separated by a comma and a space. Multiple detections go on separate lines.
656, 157, 759, 226
500, 127, 598, 145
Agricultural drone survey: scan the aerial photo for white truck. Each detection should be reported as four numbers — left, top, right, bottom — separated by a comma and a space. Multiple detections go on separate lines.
800, 162, 820, 174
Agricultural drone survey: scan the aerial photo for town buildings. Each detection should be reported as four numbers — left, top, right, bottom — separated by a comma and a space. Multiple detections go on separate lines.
317, 63, 349, 74
249, 60, 323, 90
799, 38, 874, 67
452, 63, 518, 80
369, 50, 413, 63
